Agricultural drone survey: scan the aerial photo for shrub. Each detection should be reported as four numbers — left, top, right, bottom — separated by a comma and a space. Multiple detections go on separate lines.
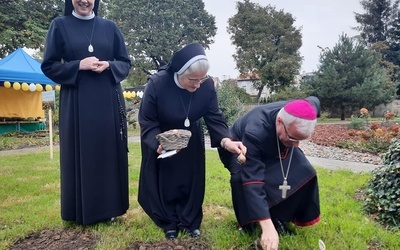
363, 138, 400, 228
370, 122, 380, 130
341, 122, 399, 154
384, 111, 395, 120
216, 81, 247, 126
347, 117, 366, 130
319, 111, 330, 121
266, 85, 308, 103
359, 137, 392, 155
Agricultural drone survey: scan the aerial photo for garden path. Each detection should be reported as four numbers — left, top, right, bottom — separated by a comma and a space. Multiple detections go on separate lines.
0, 133, 380, 173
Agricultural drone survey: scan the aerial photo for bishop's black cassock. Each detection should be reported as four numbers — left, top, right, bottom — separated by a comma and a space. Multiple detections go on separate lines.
219, 96, 321, 229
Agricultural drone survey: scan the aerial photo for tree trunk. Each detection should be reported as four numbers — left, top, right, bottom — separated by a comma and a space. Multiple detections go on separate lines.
340, 104, 345, 120
256, 86, 264, 103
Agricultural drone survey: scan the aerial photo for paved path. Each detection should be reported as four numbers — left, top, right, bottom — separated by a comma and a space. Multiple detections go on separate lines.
305, 156, 379, 172
0, 135, 380, 173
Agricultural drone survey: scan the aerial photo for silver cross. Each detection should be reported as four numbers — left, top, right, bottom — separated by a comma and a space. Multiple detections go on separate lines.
279, 180, 291, 199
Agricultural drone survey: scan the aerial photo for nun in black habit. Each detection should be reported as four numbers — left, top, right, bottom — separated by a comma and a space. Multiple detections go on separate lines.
41, 0, 131, 225
218, 97, 321, 250
138, 43, 246, 239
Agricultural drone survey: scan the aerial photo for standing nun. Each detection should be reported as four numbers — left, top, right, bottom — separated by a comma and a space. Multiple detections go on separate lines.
41, 0, 131, 225
138, 43, 246, 239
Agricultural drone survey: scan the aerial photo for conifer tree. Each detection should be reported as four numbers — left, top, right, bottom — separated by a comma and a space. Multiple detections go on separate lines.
355, 0, 400, 89
308, 35, 395, 119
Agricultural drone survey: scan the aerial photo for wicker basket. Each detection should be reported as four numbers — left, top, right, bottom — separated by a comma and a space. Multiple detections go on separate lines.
156, 129, 192, 151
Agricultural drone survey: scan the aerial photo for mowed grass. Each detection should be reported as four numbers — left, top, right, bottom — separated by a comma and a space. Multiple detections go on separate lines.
0, 143, 399, 249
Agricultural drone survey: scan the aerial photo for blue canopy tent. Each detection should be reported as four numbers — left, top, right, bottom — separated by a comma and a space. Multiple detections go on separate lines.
0, 48, 58, 134
0, 48, 56, 84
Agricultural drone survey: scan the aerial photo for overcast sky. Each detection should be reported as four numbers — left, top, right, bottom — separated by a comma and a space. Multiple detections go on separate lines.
202, 0, 363, 79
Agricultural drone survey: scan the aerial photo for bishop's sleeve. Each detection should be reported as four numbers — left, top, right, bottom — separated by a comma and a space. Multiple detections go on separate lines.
240, 131, 272, 221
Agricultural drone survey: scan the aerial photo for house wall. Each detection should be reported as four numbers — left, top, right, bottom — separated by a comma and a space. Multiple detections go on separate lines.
237, 79, 270, 99
372, 100, 400, 117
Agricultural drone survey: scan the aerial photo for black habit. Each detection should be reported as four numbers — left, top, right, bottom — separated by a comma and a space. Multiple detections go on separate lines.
138, 70, 230, 231
41, 15, 131, 225
219, 96, 321, 228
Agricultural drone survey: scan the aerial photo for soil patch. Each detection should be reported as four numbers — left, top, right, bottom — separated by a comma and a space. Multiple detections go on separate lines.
8, 228, 211, 250
127, 238, 210, 250
8, 229, 98, 250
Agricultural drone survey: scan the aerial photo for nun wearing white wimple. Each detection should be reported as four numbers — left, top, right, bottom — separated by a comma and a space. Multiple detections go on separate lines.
41, 0, 131, 225
138, 43, 246, 239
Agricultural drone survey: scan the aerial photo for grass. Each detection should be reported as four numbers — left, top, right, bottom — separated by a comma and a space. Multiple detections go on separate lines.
0, 143, 399, 249
0, 126, 139, 151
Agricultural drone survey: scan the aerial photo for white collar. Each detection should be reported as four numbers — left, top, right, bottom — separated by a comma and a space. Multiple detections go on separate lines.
72, 11, 95, 20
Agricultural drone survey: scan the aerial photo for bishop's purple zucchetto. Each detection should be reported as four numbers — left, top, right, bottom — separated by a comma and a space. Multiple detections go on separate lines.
284, 100, 317, 120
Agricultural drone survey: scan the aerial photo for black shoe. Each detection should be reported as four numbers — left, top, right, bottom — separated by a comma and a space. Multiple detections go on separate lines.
165, 230, 178, 239
100, 217, 115, 223
180, 228, 201, 238
190, 229, 201, 238
272, 219, 294, 235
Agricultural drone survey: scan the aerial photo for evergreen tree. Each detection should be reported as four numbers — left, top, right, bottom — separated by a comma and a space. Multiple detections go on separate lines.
386, 3, 400, 66
309, 34, 395, 120
354, 0, 394, 45
354, 0, 400, 89
227, 0, 302, 102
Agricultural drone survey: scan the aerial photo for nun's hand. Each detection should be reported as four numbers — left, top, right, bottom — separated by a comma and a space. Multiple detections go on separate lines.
79, 56, 99, 71
221, 138, 247, 156
92, 61, 110, 73
157, 145, 164, 155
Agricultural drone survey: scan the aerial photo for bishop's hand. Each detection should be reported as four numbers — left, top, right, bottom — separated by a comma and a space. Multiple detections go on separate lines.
259, 219, 279, 250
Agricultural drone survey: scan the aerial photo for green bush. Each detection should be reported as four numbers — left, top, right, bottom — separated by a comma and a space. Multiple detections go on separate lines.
216, 81, 248, 126
347, 118, 366, 130
266, 85, 308, 103
359, 137, 392, 155
363, 138, 400, 228
319, 111, 330, 121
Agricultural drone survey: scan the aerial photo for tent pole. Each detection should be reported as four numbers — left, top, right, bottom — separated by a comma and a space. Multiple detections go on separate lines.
49, 108, 53, 159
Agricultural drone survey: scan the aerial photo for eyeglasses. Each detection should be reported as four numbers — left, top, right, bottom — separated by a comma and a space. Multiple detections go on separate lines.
282, 122, 301, 142
187, 75, 209, 84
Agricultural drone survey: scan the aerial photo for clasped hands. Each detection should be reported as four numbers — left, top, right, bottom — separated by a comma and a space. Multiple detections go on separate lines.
79, 56, 109, 73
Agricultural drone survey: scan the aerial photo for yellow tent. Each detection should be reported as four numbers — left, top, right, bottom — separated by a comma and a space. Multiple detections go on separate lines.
0, 48, 58, 133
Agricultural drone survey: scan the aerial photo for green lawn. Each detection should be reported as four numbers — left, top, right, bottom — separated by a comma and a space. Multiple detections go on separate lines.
0, 142, 399, 249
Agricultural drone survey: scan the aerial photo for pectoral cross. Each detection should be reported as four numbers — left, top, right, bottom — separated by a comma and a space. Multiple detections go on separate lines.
279, 180, 291, 199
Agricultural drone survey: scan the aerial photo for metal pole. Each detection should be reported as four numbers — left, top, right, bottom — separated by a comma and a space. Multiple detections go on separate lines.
49, 108, 53, 159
